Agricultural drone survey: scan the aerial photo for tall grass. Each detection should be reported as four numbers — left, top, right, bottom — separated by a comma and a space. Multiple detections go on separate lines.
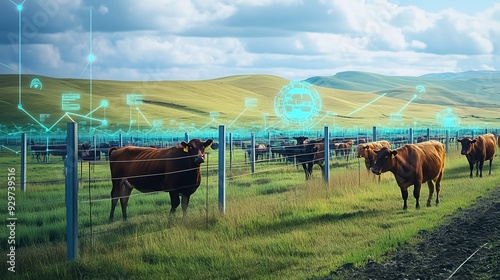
1, 148, 499, 279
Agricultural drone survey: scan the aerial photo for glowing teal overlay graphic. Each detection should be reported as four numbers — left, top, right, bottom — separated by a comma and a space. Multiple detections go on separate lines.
101, 100, 109, 107
228, 98, 258, 128
274, 81, 322, 127
29, 78, 43, 90
415, 85, 426, 94
348, 93, 386, 116
62, 93, 81, 111
127, 94, 143, 105
436, 107, 458, 128
39, 114, 50, 122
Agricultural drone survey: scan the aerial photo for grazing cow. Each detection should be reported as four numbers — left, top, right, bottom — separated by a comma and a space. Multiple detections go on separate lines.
295, 138, 325, 180
371, 140, 445, 210
457, 133, 496, 178
336, 140, 354, 160
356, 140, 391, 181
108, 138, 213, 221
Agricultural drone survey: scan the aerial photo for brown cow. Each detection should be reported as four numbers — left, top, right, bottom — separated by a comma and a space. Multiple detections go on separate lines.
108, 138, 213, 221
457, 133, 496, 178
371, 140, 445, 210
356, 140, 391, 181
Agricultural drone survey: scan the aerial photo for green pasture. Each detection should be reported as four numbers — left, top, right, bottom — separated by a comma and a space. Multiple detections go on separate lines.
1, 145, 499, 279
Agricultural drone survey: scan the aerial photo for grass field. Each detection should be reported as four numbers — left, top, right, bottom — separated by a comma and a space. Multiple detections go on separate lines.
1, 144, 499, 279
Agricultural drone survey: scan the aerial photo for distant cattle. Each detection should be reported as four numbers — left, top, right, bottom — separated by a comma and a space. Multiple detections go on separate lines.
31, 143, 92, 162
336, 140, 354, 160
245, 144, 269, 162
296, 138, 325, 180
371, 140, 445, 210
457, 133, 497, 178
108, 138, 213, 221
356, 140, 391, 181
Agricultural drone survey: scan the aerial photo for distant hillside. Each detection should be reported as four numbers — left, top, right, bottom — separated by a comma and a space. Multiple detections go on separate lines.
304, 70, 500, 107
1, 72, 500, 134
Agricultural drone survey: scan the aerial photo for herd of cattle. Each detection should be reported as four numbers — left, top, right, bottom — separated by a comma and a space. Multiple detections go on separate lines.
28, 133, 500, 220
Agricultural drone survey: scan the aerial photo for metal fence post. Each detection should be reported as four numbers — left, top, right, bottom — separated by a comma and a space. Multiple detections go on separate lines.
324, 127, 330, 184
251, 133, 256, 174
65, 122, 78, 261
218, 125, 226, 214
20, 133, 27, 192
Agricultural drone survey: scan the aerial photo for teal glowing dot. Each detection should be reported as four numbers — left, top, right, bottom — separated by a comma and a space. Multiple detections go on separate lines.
88, 54, 94, 62
101, 100, 108, 107
17, 5, 22, 11
17, 104, 22, 109
102, 120, 108, 126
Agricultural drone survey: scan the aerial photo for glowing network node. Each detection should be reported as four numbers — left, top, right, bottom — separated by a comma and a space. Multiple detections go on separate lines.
88, 54, 94, 62
436, 107, 458, 128
102, 120, 108, 126
17, 5, 22, 11
30, 78, 43, 90
415, 85, 425, 93
101, 100, 108, 107
17, 104, 22, 109
274, 81, 322, 127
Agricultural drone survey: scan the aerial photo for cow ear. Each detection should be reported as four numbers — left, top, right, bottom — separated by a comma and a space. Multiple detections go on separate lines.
180, 142, 189, 152
204, 139, 213, 149
391, 151, 397, 158
457, 139, 461, 143
471, 139, 477, 144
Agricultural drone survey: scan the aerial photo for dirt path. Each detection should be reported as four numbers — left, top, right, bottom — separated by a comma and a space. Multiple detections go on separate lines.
323, 186, 500, 280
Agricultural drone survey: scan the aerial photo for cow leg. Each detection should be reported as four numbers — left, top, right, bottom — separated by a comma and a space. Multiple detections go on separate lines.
302, 163, 310, 180
434, 171, 443, 206
400, 188, 409, 210
109, 179, 122, 221
489, 159, 493, 175
413, 182, 421, 209
180, 194, 190, 217
469, 162, 474, 178
318, 163, 325, 179
426, 181, 435, 207
478, 160, 484, 177
169, 191, 181, 214
120, 181, 133, 221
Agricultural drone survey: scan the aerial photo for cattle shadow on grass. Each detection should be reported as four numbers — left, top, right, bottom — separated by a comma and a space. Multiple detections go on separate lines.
238, 209, 379, 236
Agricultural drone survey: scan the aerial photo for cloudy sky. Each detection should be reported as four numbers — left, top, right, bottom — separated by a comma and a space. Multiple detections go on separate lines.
0, 0, 499, 81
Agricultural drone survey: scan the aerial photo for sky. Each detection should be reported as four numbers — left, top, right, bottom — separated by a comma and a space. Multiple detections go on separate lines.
0, 0, 499, 81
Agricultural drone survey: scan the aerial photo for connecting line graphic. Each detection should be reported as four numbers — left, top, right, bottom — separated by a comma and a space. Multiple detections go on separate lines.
347, 93, 387, 116
0, 145, 20, 154
0, 62, 16, 71
396, 94, 417, 115
228, 107, 249, 128
194, 119, 223, 133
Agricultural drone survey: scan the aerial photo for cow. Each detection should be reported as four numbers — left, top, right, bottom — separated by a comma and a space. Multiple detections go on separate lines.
108, 138, 213, 221
371, 140, 445, 210
30, 143, 91, 162
295, 138, 325, 180
336, 140, 354, 160
355, 140, 391, 181
457, 133, 496, 178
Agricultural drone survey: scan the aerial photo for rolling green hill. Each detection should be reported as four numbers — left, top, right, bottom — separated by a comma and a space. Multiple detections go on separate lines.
0, 72, 499, 135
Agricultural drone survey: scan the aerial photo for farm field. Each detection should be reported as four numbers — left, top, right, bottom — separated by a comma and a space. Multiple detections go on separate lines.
1, 144, 499, 279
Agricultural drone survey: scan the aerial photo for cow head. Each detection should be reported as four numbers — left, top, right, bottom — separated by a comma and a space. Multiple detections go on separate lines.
180, 138, 213, 164
457, 137, 476, 155
356, 144, 369, 158
371, 147, 397, 175
293, 136, 308, 145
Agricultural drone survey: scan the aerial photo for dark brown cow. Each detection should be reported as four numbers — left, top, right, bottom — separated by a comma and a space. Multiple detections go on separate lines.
336, 140, 354, 160
108, 138, 213, 221
371, 140, 445, 210
457, 133, 496, 178
356, 140, 391, 181
297, 138, 325, 180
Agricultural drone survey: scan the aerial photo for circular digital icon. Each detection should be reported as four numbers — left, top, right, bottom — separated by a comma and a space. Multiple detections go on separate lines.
274, 81, 322, 127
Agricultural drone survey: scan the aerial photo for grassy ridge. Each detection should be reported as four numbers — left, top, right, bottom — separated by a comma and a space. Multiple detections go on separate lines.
1, 74, 500, 133
1, 146, 499, 279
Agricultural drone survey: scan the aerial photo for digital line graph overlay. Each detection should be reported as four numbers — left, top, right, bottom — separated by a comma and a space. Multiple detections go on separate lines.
8, 3, 107, 133
228, 98, 257, 128
390, 85, 426, 124
347, 93, 386, 116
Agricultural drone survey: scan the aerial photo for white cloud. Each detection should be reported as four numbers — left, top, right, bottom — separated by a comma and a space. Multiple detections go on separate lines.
98, 5, 109, 15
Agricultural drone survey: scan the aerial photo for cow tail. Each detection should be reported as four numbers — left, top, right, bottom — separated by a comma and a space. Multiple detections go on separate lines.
108, 147, 118, 159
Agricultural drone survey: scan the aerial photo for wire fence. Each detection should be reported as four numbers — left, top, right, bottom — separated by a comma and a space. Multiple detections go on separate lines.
0, 126, 498, 252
